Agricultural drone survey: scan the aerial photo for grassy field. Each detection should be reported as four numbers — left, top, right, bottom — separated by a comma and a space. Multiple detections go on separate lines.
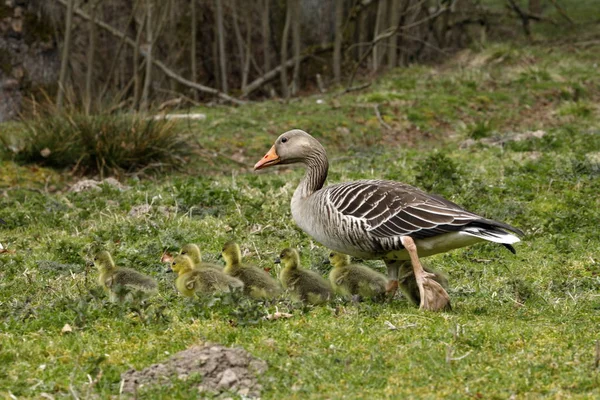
2, 26, 600, 399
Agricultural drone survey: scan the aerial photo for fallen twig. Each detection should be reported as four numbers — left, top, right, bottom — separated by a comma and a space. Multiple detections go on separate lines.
384, 320, 417, 330
373, 104, 392, 130
548, 0, 574, 24
334, 82, 372, 97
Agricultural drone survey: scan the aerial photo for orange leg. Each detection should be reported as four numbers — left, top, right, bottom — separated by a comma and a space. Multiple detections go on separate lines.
400, 236, 451, 311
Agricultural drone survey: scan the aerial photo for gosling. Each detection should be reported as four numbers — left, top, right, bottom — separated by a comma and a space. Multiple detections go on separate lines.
277, 247, 333, 305
170, 255, 244, 297
328, 252, 388, 302
93, 250, 158, 302
221, 241, 281, 299
180, 243, 223, 270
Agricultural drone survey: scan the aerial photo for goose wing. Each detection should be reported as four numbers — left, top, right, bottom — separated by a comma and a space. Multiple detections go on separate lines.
326, 180, 520, 240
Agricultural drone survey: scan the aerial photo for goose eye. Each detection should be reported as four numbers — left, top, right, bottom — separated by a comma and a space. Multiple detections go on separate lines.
329, 253, 334, 257
281, 137, 288, 143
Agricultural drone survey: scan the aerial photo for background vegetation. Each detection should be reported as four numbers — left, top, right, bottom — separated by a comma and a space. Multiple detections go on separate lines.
1, 1, 600, 398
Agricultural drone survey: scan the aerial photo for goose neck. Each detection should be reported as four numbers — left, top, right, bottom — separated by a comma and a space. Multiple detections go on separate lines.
296, 150, 329, 199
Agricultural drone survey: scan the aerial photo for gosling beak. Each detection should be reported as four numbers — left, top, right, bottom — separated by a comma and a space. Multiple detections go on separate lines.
254, 145, 280, 170
165, 267, 174, 273
274, 257, 281, 264
86, 260, 94, 268
323, 259, 331, 265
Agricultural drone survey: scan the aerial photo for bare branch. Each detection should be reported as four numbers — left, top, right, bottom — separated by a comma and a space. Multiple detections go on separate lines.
243, 44, 333, 97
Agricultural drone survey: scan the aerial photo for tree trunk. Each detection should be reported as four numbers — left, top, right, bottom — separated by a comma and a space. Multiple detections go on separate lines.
133, 13, 145, 110
333, 0, 344, 84
55, 0, 245, 105
215, 0, 228, 93
56, 0, 75, 110
140, 0, 153, 112
232, 0, 246, 90
280, 0, 292, 99
387, 0, 401, 69
242, 15, 252, 91
291, 0, 301, 95
84, 3, 98, 115
373, 0, 388, 71
191, 0, 198, 100
261, 0, 271, 94
358, 4, 369, 61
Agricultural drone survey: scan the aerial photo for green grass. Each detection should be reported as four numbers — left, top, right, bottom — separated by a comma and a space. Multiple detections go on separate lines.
1, 36, 600, 398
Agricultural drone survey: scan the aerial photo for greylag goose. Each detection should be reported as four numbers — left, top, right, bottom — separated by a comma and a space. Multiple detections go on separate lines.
93, 251, 158, 302
170, 255, 244, 297
180, 243, 223, 270
276, 247, 333, 304
254, 129, 523, 311
221, 241, 282, 299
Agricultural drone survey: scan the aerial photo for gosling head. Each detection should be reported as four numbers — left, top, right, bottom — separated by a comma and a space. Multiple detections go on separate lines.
94, 251, 115, 272
171, 255, 194, 275
221, 241, 242, 267
275, 248, 300, 269
180, 243, 202, 265
254, 129, 326, 170
329, 252, 351, 268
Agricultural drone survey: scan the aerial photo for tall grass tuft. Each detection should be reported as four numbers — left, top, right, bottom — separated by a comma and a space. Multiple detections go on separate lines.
15, 107, 196, 177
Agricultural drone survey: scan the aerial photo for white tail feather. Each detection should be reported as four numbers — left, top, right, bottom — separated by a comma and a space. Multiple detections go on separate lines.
460, 227, 521, 244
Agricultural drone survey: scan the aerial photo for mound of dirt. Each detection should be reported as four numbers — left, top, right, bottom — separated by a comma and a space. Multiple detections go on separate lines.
120, 343, 268, 398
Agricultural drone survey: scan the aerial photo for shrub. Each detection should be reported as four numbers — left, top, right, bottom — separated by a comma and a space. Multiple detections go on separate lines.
15, 108, 196, 176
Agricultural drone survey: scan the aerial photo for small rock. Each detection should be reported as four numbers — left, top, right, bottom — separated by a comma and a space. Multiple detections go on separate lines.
459, 138, 476, 149
336, 127, 350, 135
512, 130, 546, 142
218, 369, 238, 388
61, 324, 73, 334
128, 204, 152, 217
102, 177, 130, 191
69, 178, 130, 193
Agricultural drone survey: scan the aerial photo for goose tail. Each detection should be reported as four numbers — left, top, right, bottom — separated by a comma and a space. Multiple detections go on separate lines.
459, 219, 523, 254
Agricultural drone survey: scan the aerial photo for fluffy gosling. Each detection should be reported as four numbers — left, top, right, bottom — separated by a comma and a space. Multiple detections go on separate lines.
180, 243, 223, 270
276, 248, 333, 304
221, 241, 281, 299
328, 252, 388, 301
94, 250, 158, 302
170, 255, 244, 297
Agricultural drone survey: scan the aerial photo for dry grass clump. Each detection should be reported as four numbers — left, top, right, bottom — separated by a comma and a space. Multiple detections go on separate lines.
15, 106, 196, 176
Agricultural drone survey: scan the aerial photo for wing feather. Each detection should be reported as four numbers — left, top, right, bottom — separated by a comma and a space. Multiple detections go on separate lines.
325, 180, 486, 239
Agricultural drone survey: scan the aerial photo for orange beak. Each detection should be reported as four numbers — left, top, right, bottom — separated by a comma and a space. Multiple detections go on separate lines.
254, 145, 280, 170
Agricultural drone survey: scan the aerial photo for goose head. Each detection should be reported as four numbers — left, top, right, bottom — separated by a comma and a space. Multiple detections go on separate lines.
275, 247, 300, 270
254, 129, 326, 170
171, 255, 194, 275
180, 243, 202, 265
94, 251, 115, 272
329, 251, 351, 268
221, 241, 242, 267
